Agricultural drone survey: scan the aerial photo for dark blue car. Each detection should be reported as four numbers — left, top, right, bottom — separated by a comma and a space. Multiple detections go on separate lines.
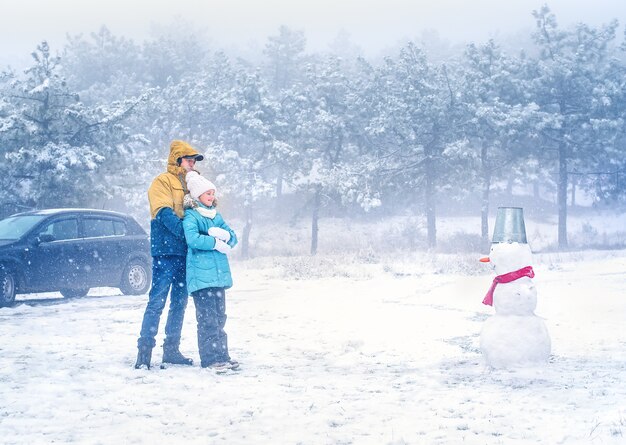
0, 208, 152, 306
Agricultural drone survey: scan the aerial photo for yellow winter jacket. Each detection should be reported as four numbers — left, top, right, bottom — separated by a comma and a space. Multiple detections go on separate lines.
148, 140, 202, 219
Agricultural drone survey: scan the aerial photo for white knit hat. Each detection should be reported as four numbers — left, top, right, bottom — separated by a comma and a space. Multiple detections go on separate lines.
186, 171, 217, 199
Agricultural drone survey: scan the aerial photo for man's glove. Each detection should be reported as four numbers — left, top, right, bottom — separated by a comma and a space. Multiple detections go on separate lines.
183, 193, 196, 209
208, 227, 231, 242
213, 238, 231, 255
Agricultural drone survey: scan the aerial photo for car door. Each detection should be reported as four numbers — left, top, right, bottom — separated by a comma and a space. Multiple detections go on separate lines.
26, 216, 81, 291
80, 216, 125, 286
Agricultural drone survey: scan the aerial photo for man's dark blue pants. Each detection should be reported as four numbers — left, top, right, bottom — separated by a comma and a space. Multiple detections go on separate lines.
137, 255, 188, 348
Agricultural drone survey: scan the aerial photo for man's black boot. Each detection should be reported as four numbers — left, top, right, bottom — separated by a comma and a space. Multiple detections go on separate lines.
134, 345, 153, 369
162, 339, 193, 366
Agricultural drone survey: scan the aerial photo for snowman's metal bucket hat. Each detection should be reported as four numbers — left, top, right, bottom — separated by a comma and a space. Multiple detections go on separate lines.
492, 207, 527, 243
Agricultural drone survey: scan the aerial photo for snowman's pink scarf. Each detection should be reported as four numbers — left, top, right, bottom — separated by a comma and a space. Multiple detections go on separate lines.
482, 266, 535, 306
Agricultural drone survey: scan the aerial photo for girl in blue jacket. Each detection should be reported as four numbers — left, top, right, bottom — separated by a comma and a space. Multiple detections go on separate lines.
183, 171, 239, 371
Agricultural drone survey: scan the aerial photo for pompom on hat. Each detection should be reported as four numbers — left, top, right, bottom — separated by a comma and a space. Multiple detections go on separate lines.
186, 171, 216, 199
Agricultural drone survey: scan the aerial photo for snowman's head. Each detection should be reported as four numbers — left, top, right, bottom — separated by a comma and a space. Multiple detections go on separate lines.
484, 242, 533, 275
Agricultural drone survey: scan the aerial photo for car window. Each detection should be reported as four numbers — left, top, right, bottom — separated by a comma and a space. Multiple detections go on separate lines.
40, 218, 79, 241
83, 218, 117, 238
0, 214, 47, 240
113, 220, 127, 236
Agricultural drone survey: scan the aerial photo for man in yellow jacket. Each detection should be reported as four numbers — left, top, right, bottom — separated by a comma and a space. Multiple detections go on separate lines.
135, 140, 204, 369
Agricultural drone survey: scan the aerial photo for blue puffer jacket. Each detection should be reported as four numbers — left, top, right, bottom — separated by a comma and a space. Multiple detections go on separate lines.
150, 207, 186, 257
183, 205, 238, 294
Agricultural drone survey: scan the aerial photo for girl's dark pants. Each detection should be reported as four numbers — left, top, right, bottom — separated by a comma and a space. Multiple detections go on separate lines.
192, 287, 230, 367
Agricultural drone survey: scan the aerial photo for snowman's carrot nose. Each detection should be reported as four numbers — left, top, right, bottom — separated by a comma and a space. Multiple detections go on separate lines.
479, 257, 490, 263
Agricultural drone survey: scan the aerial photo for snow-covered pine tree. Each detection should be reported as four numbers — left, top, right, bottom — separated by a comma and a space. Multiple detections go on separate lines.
366, 42, 464, 249
62, 26, 143, 103
460, 40, 540, 249
263, 26, 307, 93
289, 56, 364, 255
530, 6, 621, 247
2, 42, 147, 211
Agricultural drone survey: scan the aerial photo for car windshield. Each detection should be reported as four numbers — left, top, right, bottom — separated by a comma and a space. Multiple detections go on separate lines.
0, 214, 47, 240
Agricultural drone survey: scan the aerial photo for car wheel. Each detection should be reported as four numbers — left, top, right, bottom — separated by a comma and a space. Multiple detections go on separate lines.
0, 267, 16, 307
60, 288, 89, 299
119, 259, 150, 295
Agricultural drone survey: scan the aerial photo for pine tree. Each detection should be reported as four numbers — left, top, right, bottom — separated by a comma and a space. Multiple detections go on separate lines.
530, 6, 621, 247
1, 42, 147, 210
461, 40, 540, 249
366, 42, 464, 248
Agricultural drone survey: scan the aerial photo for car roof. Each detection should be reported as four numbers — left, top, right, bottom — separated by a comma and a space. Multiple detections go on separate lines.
13, 208, 131, 219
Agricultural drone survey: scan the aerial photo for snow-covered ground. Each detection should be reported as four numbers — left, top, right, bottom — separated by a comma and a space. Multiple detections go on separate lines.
1, 238, 625, 444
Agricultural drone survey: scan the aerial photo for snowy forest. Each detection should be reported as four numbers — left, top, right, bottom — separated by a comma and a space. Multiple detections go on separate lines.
2, 5, 626, 255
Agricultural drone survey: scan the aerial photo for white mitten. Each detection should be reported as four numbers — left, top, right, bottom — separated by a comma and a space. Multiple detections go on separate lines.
213, 238, 231, 255
208, 227, 231, 242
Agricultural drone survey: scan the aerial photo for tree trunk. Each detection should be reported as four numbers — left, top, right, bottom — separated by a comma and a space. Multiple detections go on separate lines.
276, 176, 283, 198
241, 204, 252, 259
506, 176, 514, 197
425, 159, 437, 249
570, 175, 576, 207
557, 143, 568, 249
480, 143, 491, 251
480, 179, 492, 252
276, 167, 283, 201
275, 167, 283, 211
533, 181, 540, 200
310, 186, 321, 255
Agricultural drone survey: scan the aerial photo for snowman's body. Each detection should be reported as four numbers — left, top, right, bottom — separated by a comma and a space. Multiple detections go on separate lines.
493, 276, 537, 315
480, 242, 551, 368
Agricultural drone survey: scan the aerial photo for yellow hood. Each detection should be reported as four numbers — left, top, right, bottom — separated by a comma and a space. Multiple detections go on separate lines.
166, 140, 202, 177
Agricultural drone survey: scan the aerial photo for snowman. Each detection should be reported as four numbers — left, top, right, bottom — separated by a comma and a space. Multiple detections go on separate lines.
479, 208, 551, 369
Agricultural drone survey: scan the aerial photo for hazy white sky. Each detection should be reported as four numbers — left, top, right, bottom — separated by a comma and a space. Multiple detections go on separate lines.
2, 0, 626, 66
